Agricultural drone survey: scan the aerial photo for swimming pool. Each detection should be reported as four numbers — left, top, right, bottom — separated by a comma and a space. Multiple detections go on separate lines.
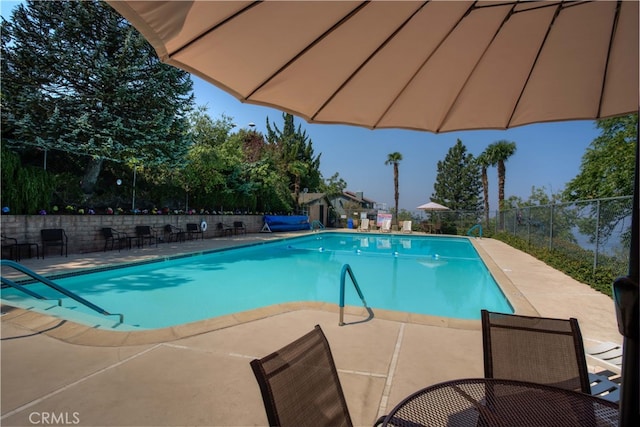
1, 232, 513, 330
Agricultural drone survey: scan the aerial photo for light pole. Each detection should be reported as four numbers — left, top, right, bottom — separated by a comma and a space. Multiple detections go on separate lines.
132, 165, 137, 213
116, 179, 122, 209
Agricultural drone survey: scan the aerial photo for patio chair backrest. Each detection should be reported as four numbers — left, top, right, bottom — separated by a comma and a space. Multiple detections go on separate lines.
186, 223, 200, 232
41, 228, 66, 242
250, 325, 353, 427
481, 310, 591, 394
136, 226, 152, 236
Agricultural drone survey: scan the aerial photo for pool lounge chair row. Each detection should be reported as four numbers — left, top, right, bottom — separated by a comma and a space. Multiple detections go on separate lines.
358, 220, 413, 233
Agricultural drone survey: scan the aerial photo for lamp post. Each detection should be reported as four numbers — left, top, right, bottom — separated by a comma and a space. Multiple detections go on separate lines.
116, 179, 122, 209
132, 165, 137, 213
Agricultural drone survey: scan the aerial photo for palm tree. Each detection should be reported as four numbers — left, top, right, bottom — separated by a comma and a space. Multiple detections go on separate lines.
486, 140, 517, 229
288, 160, 308, 211
476, 151, 496, 228
385, 152, 403, 226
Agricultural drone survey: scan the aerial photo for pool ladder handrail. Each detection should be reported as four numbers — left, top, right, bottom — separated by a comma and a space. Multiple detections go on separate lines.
339, 264, 371, 326
310, 220, 325, 231
1, 260, 124, 324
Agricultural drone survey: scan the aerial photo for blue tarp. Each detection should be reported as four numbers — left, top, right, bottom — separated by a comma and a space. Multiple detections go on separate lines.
263, 215, 310, 231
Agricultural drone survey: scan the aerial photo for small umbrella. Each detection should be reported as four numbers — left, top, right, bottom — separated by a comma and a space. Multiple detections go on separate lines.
416, 202, 449, 211
417, 202, 449, 233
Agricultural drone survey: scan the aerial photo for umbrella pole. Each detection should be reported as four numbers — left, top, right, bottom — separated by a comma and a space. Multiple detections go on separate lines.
613, 133, 639, 427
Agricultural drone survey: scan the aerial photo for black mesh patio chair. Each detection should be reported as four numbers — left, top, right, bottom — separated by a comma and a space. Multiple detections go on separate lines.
481, 309, 591, 394
215, 222, 233, 237
135, 226, 158, 248
163, 224, 184, 243
250, 325, 353, 427
1, 235, 19, 261
101, 228, 127, 251
41, 228, 68, 258
233, 221, 246, 235
186, 223, 204, 240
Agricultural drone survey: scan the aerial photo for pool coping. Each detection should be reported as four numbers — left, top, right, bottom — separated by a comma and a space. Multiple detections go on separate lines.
1, 233, 539, 346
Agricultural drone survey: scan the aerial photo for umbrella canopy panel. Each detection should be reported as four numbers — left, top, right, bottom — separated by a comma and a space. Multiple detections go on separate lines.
106, 0, 638, 133
416, 202, 450, 211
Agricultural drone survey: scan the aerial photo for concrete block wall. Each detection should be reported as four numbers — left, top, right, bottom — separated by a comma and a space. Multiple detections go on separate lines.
0, 215, 265, 255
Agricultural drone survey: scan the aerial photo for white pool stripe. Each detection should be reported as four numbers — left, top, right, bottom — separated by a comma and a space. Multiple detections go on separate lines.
377, 322, 405, 419
1, 344, 162, 420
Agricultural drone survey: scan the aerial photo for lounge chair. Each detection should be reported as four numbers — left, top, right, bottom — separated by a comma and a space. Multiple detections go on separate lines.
585, 341, 622, 375
588, 372, 620, 403
401, 220, 412, 233
250, 325, 353, 427
380, 219, 391, 233
481, 309, 591, 393
358, 218, 370, 232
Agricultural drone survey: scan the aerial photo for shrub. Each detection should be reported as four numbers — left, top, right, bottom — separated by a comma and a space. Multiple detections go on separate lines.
493, 232, 617, 298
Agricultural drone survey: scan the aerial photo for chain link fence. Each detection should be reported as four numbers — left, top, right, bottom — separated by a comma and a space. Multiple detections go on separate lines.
421, 196, 632, 278
498, 196, 632, 277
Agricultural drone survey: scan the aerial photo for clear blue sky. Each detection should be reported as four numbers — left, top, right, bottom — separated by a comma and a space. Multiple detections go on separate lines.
2, 0, 599, 216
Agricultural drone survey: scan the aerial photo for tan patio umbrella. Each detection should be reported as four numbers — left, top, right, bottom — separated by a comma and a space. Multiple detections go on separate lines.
106, 1, 637, 133
106, 1, 638, 424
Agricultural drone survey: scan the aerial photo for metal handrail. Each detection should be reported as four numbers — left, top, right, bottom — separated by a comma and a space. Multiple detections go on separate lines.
310, 220, 325, 230
1, 276, 62, 307
1, 260, 124, 324
339, 264, 371, 326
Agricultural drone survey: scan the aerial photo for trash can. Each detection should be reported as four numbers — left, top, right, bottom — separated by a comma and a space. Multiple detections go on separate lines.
347, 218, 353, 229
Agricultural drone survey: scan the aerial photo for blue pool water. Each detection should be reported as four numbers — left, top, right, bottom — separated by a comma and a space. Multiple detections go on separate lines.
1, 233, 512, 329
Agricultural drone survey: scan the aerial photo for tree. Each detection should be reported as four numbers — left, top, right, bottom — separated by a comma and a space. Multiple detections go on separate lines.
432, 139, 482, 212
1, 0, 194, 200
320, 172, 347, 200
564, 114, 637, 246
484, 140, 517, 229
288, 160, 308, 210
0, 146, 54, 214
182, 108, 237, 209
266, 113, 322, 202
564, 114, 637, 200
476, 151, 497, 228
385, 152, 403, 226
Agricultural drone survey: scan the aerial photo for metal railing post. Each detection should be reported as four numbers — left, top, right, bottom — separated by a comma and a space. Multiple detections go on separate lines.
339, 264, 368, 326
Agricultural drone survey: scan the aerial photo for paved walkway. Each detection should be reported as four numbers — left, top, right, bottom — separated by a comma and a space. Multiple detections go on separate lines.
1, 232, 622, 426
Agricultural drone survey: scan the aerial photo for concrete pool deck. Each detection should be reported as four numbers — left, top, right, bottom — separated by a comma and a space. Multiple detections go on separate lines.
1, 231, 623, 426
